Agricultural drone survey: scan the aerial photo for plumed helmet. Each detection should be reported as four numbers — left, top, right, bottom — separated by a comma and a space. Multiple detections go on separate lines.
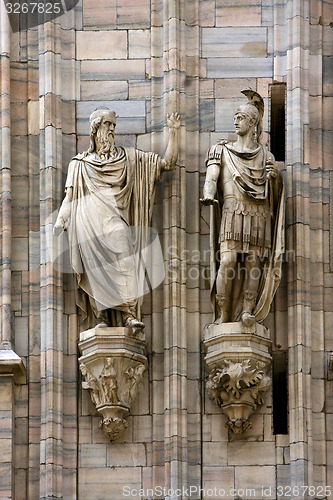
235, 89, 265, 140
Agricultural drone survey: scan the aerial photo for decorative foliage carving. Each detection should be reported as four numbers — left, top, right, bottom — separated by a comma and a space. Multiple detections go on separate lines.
206, 359, 271, 435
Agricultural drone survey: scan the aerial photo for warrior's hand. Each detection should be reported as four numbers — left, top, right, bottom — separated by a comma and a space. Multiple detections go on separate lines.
167, 112, 180, 130
200, 197, 217, 206
266, 164, 278, 179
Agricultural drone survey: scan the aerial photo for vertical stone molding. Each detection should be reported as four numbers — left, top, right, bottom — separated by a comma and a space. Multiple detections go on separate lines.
38, 18, 65, 498
0, 376, 15, 499
0, 5, 27, 497
78, 327, 147, 441
281, 0, 316, 488
38, 7, 79, 497
0, 0, 12, 349
158, 1, 189, 496
203, 322, 272, 435
0, 361, 26, 499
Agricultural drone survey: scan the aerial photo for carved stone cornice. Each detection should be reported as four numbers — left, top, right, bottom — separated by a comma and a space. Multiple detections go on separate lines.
0, 349, 26, 385
78, 326, 147, 441
203, 322, 272, 436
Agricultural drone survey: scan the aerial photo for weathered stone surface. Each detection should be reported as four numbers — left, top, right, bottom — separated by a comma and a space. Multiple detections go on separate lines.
216, 1, 262, 27
76, 31, 128, 60
202, 28, 267, 58
0, 0, 330, 497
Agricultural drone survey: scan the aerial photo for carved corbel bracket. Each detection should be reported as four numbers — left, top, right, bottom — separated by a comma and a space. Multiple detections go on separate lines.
203, 321, 272, 435
78, 326, 147, 441
0, 347, 26, 384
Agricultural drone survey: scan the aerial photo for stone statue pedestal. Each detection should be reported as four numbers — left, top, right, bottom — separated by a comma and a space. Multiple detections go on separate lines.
0, 347, 26, 384
203, 322, 272, 435
78, 326, 147, 441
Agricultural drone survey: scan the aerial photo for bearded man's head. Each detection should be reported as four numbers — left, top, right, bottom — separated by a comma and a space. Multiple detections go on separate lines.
88, 109, 117, 155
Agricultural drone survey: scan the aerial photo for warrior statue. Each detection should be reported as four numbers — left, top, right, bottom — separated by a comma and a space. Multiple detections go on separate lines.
54, 109, 180, 330
201, 90, 284, 327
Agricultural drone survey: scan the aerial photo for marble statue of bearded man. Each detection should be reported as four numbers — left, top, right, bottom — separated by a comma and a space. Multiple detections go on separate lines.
201, 90, 285, 327
54, 109, 180, 329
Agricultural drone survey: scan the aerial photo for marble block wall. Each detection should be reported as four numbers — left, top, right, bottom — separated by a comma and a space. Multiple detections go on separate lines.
0, 0, 332, 499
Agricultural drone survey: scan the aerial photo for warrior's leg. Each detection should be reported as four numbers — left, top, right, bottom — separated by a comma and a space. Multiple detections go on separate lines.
215, 250, 237, 323
242, 254, 263, 327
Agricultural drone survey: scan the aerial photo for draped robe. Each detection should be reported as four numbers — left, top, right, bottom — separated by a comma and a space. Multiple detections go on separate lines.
65, 147, 162, 326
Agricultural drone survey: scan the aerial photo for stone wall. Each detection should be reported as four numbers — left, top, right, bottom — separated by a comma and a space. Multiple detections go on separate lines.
0, 0, 332, 499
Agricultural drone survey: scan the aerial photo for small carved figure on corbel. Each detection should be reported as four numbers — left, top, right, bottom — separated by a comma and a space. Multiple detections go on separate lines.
99, 357, 120, 405
123, 364, 146, 404
79, 362, 101, 407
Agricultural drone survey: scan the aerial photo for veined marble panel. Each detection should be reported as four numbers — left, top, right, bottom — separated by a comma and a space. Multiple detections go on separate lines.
77, 100, 146, 135
81, 81, 128, 101
76, 31, 127, 60
81, 60, 146, 81
202, 27, 267, 58
207, 57, 273, 79
216, 1, 262, 27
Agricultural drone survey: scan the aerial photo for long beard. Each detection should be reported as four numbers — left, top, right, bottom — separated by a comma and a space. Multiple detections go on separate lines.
95, 129, 116, 158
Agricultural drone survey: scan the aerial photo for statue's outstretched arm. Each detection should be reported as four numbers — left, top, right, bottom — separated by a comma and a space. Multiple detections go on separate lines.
53, 187, 73, 236
161, 112, 180, 170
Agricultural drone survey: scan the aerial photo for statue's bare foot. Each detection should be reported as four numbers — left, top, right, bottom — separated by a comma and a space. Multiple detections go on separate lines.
242, 312, 256, 327
96, 322, 109, 328
125, 317, 145, 330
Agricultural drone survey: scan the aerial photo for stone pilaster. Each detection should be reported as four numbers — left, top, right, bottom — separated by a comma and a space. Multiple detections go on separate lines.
0, 4, 27, 498
275, 0, 314, 491
38, 8, 79, 497
286, 0, 313, 491
308, 0, 331, 489
38, 17, 65, 496
184, 0, 202, 492
160, 2, 188, 498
